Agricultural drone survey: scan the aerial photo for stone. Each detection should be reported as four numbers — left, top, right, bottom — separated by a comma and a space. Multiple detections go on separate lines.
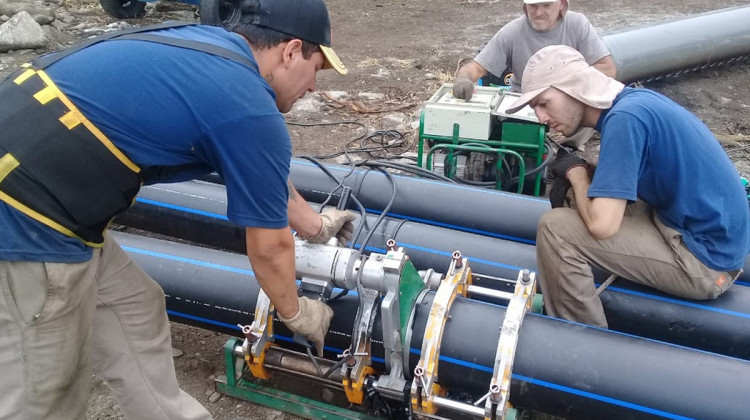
208, 391, 222, 403
0, 11, 47, 52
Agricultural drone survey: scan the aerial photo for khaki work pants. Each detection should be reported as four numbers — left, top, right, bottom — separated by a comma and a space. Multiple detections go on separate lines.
0, 233, 211, 420
536, 201, 738, 328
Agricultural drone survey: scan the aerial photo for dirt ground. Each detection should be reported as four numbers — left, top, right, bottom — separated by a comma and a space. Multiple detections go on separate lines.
1, 0, 749, 418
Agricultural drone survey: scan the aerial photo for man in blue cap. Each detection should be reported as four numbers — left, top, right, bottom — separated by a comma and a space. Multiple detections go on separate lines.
0, 0, 352, 418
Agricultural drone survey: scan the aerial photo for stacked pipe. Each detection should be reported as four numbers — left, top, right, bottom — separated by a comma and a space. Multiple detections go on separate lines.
113, 231, 750, 420
115, 160, 750, 361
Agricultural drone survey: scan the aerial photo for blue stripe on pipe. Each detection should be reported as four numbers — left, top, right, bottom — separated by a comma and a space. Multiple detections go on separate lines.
122, 245, 358, 296
606, 285, 750, 320
135, 197, 229, 220
512, 374, 693, 420
122, 245, 254, 276
167, 309, 241, 331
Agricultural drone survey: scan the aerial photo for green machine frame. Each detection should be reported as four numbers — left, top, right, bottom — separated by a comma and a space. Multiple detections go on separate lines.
417, 112, 547, 196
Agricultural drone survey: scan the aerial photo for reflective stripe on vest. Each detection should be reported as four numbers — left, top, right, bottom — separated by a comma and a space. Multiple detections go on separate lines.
0, 68, 142, 246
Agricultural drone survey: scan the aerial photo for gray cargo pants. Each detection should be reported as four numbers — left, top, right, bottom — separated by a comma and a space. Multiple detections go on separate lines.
536, 201, 740, 328
0, 233, 211, 420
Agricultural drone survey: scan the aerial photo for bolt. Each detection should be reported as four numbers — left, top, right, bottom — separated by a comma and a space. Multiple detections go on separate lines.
521, 269, 531, 285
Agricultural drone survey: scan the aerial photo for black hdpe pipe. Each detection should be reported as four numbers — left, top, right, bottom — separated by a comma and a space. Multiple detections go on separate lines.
288, 159, 750, 279
114, 181, 539, 281
114, 180, 750, 361
297, 159, 549, 245
112, 231, 750, 420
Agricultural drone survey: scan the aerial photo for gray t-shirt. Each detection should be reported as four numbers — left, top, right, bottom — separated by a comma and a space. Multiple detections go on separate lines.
475, 11, 610, 91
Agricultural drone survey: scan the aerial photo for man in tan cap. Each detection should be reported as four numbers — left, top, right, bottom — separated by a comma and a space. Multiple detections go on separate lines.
507, 45, 750, 328
453, 0, 615, 149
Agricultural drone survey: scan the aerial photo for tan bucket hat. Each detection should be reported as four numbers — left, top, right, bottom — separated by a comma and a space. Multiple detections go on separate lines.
506, 45, 623, 114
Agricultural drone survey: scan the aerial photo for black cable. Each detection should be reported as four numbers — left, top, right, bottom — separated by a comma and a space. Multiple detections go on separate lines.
286, 120, 367, 131
296, 155, 367, 249
327, 288, 349, 303
356, 167, 397, 252
306, 346, 324, 377
320, 353, 352, 379
289, 120, 412, 161
356, 160, 457, 184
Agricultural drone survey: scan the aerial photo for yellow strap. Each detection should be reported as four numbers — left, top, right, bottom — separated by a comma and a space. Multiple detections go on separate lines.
33, 86, 57, 105
0, 189, 103, 248
59, 111, 81, 130
33, 69, 141, 173
13, 68, 35, 85
0, 153, 20, 182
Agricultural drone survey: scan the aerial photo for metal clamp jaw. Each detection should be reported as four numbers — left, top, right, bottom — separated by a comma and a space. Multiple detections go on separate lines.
343, 239, 427, 403
411, 251, 472, 414
342, 286, 380, 404
485, 269, 537, 420
237, 289, 276, 379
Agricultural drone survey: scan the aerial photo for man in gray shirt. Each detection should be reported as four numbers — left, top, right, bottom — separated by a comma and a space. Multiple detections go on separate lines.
453, 0, 616, 147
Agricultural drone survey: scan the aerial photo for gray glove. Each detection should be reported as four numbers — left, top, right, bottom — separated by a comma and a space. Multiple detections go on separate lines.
279, 296, 334, 356
306, 209, 356, 246
452, 75, 475, 100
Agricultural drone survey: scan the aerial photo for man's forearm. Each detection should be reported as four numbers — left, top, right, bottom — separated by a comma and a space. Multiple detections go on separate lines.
246, 226, 299, 319
592, 55, 617, 79
286, 180, 322, 238
568, 168, 627, 239
455, 60, 487, 83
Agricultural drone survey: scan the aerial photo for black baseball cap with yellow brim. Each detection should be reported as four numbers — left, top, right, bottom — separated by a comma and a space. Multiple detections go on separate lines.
241, 0, 347, 74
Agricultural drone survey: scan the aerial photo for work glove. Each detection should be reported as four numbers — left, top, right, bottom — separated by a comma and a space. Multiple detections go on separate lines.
548, 177, 571, 209
279, 296, 334, 357
452, 75, 475, 100
549, 152, 589, 180
305, 209, 356, 246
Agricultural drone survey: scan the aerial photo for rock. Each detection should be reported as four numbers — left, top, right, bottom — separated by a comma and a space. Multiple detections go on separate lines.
208, 391, 222, 403
382, 112, 409, 130
357, 92, 384, 100
0, 11, 48, 53
0, 2, 55, 25
172, 347, 184, 358
290, 94, 326, 113
42, 24, 74, 49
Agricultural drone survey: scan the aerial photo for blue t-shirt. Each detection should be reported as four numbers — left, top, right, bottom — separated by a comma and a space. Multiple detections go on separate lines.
591, 87, 750, 271
0, 25, 291, 262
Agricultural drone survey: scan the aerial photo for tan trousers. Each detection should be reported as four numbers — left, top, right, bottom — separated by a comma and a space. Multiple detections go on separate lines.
536, 201, 739, 328
0, 233, 211, 420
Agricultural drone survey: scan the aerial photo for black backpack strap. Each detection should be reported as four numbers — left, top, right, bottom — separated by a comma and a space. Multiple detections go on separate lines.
31, 21, 196, 69
115, 33, 258, 70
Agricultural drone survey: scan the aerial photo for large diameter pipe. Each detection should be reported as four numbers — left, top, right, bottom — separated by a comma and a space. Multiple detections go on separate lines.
114, 181, 539, 281
288, 160, 750, 280
114, 180, 750, 361
602, 5, 750, 83
112, 231, 750, 420
288, 159, 549, 244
